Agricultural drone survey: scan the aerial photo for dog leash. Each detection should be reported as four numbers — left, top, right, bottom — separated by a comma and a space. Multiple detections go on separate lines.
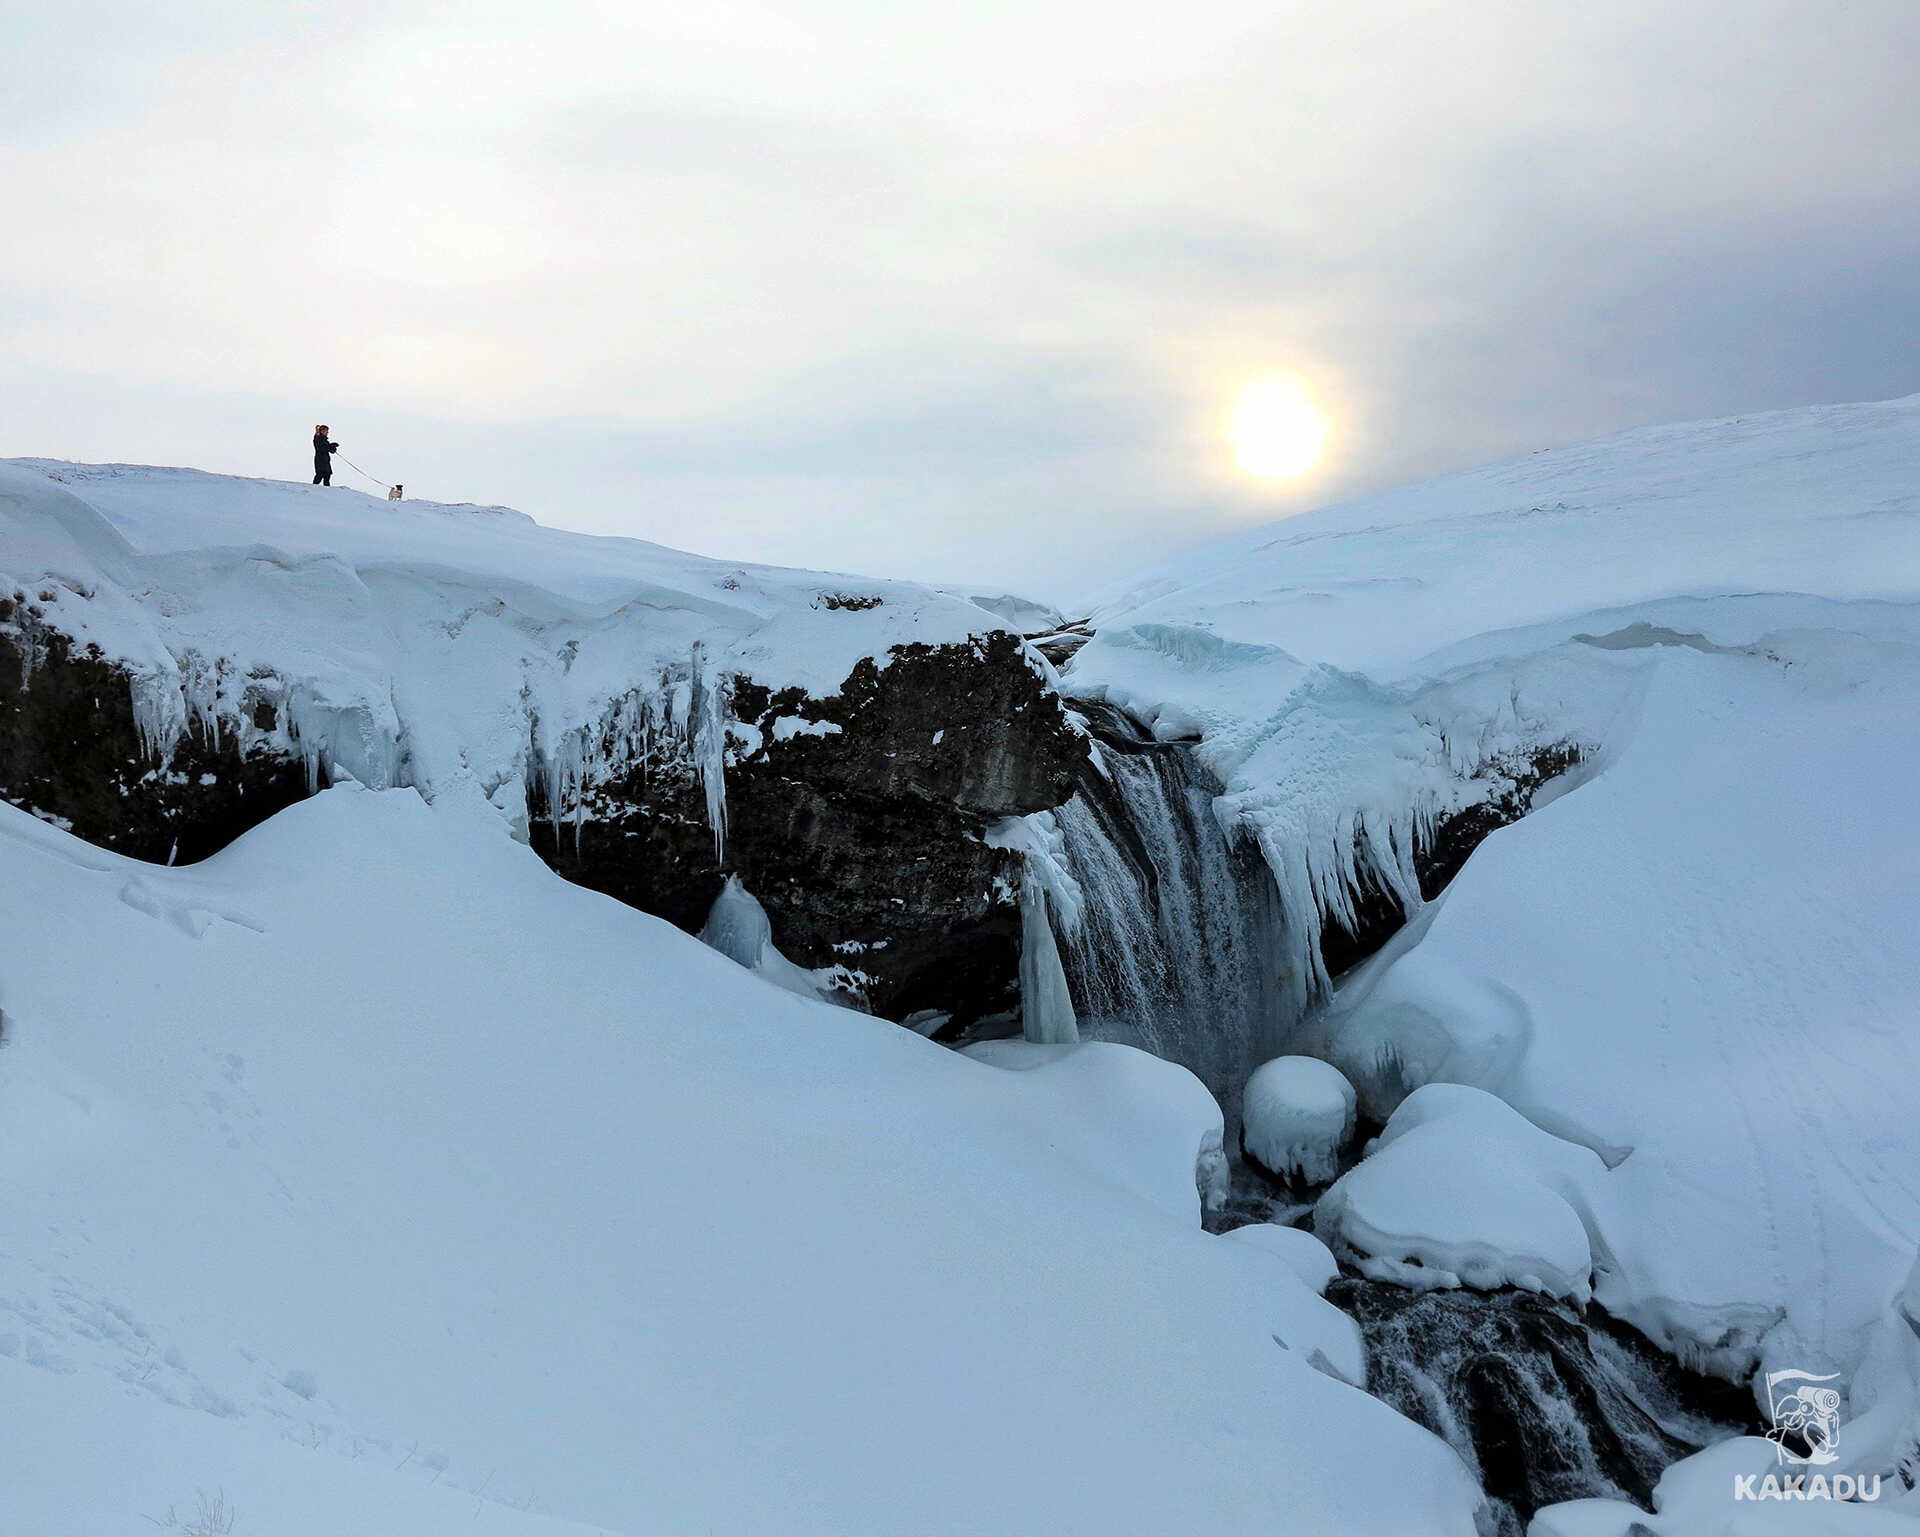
337, 454, 393, 492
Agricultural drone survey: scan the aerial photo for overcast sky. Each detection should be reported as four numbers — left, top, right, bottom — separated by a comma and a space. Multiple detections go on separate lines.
4, 1, 1918, 601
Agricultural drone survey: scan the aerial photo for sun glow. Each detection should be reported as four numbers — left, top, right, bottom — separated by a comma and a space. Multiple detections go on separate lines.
1230, 374, 1330, 479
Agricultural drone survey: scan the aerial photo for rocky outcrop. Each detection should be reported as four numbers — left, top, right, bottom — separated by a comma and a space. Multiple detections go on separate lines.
533, 630, 1085, 1025
0, 595, 317, 863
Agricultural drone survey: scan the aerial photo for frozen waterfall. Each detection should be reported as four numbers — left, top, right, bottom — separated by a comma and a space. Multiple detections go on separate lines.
1018, 869, 1080, 1045
1042, 700, 1287, 1091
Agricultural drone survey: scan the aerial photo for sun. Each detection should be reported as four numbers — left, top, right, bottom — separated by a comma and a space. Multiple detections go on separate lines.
1230, 374, 1330, 479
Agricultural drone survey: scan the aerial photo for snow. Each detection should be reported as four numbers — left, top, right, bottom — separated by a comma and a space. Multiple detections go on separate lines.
0, 459, 1031, 842
0, 784, 1483, 1535
959, 1038, 1231, 1224
1314, 1084, 1610, 1304
1060, 396, 1920, 1455
1319, 632, 1920, 1386
1223, 1222, 1342, 1296
1076, 395, 1920, 679
12, 398, 1920, 1528
938, 585, 1068, 636
1240, 1055, 1356, 1183
1528, 1435, 1916, 1534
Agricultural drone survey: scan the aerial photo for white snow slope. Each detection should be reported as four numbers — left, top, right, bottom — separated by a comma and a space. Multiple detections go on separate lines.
1067, 396, 1920, 1488
0, 784, 1482, 1535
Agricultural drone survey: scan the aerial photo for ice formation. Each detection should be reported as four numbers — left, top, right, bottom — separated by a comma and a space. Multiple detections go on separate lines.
698, 875, 866, 1005
1240, 1055, 1357, 1184
1017, 869, 1079, 1044
699, 873, 773, 968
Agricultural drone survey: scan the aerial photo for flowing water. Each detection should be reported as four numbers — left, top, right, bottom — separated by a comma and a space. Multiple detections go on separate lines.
1049, 700, 1288, 1092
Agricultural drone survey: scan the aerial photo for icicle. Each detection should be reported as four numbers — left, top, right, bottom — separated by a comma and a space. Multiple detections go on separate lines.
1019, 869, 1078, 1045
690, 642, 729, 864
130, 673, 189, 766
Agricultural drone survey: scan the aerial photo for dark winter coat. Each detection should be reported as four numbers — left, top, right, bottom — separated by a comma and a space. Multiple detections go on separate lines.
313, 434, 338, 474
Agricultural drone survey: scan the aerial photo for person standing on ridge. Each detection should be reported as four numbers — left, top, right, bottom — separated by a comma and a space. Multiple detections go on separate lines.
312, 424, 338, 486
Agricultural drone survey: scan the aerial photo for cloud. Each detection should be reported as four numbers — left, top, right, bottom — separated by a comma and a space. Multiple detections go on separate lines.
3, 0, 1918, 596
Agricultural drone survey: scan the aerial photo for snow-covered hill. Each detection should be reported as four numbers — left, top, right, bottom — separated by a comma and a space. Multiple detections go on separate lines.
1059, 395, 1920, 1521
0, 785, 1482, 1535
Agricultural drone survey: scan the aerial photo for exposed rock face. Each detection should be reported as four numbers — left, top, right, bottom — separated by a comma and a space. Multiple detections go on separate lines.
1327, 1278, 1753, 1534
2, 588, 1085, 1024
533, 631, 1086, 1024
0, 596, 317, 863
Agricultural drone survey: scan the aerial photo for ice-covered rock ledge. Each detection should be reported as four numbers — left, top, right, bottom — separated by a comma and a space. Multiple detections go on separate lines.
0, 460, 1085, 1023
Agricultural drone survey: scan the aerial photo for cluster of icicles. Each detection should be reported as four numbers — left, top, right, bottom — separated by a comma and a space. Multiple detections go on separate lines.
529, 647, 732, 862
120, 641, 734, 861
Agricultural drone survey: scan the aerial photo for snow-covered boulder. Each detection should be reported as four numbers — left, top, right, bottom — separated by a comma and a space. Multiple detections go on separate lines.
1526, 1432, 1920, 1534
1225, 1221, 1341, 1295
1240, 1055, 1357, 1183
1323, 936, 1536, 1123
1316, 1083, 1611, 1303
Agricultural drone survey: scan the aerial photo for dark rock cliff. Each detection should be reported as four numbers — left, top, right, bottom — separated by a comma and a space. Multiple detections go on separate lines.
532, 630, 1086, 1025
0, 594, 317, 863
1, 589, 1085, 1024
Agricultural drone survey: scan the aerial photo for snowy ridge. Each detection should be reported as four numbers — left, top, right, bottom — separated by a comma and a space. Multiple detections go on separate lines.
0, 459, 1022, 844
